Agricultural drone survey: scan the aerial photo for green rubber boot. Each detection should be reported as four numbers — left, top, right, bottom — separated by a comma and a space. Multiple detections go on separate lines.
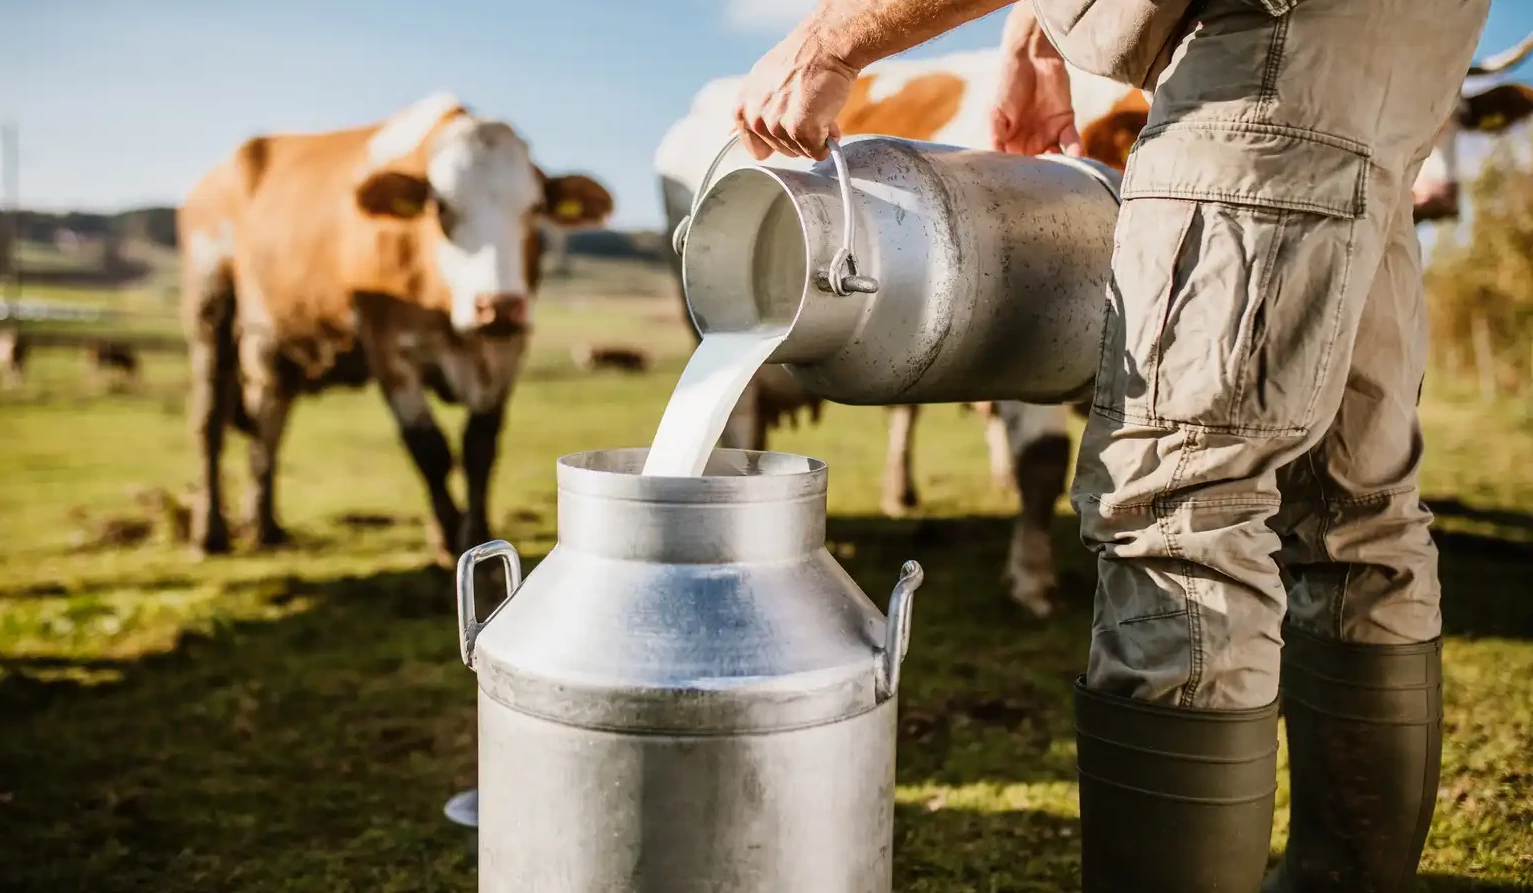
1075, 676, 1280, 893
1263, 626, 1444, 893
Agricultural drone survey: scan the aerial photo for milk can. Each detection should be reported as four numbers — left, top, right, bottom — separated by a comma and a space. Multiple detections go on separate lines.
456, 448, 923, 892
672, 134, 1122, 406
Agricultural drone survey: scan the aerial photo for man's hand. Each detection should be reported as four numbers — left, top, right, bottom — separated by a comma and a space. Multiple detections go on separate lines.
732, 0, 1015, 162
990, 4, 1081, 157
735, 32, 858, 162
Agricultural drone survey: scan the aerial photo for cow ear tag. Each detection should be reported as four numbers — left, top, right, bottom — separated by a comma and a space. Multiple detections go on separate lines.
555, 198, 584, 222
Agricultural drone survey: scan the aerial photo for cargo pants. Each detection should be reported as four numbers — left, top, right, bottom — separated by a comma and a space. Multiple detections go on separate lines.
1070, 0, 1492, 709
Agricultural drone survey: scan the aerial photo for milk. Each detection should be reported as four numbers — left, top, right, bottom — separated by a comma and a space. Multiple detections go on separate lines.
640, 330, 787, 477
646, 178, 807, 477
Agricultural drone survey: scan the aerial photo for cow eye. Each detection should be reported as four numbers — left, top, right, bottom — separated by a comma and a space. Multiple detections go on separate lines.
435, 195, 459, 238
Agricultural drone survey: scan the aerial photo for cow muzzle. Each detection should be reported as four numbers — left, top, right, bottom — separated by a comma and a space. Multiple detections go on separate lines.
474, 293, 531, 335
1412, 180, 1460, 223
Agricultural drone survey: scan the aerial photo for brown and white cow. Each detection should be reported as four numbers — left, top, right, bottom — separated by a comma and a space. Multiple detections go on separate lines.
179, 93, 612, 559
655, 34, 1533, 618
1414, 32, 1533, 221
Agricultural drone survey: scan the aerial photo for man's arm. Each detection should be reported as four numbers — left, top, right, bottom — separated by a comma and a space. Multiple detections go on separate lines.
991, 1, 1080, 156
733, 0, 1013, 160
808, 0, 1019, 71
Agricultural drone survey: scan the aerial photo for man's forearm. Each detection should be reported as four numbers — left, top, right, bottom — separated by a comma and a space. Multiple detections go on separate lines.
799, 0, 1018, 71
999, 1, 1054, 57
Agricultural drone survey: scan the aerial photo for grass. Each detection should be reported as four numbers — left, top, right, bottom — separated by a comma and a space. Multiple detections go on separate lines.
1, 274, 1531, 891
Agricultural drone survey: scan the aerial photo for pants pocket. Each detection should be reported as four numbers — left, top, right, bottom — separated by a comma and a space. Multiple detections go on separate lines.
1103, 122, 1368, 435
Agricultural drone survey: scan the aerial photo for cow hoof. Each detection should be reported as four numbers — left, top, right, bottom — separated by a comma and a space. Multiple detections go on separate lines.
191, 523, 232, 558
1006, 573, 1058, 620
455, 520, 492, 557
254, 524, 291, 549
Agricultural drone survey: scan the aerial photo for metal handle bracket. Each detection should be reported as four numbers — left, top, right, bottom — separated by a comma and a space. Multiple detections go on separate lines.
875, 560, 923, 701
455, 539, 524, 670
671, 133, 879, 297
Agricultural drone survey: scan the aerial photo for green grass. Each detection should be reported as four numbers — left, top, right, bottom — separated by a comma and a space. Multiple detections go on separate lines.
1, 284, 1531, 891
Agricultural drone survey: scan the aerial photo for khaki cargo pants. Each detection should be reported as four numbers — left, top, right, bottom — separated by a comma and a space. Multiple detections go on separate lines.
1071, 0, 1492, 710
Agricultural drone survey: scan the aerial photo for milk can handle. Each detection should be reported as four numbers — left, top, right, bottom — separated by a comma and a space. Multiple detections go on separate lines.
670, 134, 879, 297
455, 539, 524, 670
875, 560, 924, 702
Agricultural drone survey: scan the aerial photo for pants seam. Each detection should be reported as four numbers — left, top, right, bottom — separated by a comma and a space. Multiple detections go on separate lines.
1152, 427, 1203, 708
1089, 402, 1308, 438
1118, 607, 1190, 626
1257, 13, 1290, 114
1301, 219, 1361, 428
1328, 484, 1418, 509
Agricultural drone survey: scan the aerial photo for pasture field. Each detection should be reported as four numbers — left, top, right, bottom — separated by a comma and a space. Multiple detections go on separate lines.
1, 266, 1531, 891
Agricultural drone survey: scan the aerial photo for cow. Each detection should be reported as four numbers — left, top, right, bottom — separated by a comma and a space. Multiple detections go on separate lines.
1414, 32, 1533, 221
86, 338, 141, 388
571, 341, 652, 374
655, 32, 1533, 619
179, 93, 613, 561
0, 326, 27, 389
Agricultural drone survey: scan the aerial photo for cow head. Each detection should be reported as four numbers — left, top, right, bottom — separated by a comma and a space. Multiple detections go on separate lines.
1415, 33, 1533, 223
354, 95, 613, 335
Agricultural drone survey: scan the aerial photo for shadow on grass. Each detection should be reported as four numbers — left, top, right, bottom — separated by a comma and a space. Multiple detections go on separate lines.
0, 562, 494, 893
0, 511, 1529, 891
1418, 876, 1533, 892
894, 802, 1082, 891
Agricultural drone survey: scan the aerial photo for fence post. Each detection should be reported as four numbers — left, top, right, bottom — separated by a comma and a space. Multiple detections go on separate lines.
1472, 313, 1497, 403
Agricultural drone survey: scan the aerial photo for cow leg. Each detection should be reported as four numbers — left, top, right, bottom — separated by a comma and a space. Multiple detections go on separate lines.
182, 273, 239, 556
243, 391, 293, 548
999, 402, 1072, 619
459, 402, 507, 554
382, 381, 462, 563
186, 336, 233, 554
978, 402, 1015, 493
234, 333, 295, 547
880, 404, 919, 517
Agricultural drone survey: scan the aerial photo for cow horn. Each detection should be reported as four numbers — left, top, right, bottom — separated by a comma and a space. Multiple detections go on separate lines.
1468, 32, 1533, 76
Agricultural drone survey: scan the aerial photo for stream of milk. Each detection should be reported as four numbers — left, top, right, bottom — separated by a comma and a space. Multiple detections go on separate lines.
639, 330, 788, 477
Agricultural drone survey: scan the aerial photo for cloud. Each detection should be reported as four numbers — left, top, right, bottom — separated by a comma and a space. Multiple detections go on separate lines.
723, 0, 817, 32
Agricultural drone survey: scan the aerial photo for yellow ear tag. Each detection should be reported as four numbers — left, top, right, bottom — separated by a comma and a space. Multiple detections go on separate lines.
391, 197, 423, 216
555, 198, 584, 221
1481, 112, 1508, 131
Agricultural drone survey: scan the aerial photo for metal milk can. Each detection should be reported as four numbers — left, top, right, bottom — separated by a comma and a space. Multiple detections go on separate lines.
456, 448, 924, 892
672, 134, 1123, 406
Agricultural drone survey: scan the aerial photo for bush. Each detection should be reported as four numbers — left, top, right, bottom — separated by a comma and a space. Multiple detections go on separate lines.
1424, 133, 1533, 396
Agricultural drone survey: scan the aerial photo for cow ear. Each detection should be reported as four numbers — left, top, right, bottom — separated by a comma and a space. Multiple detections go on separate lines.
355, 170, 432, 219
541, 174, 614, 228
1459, 83, 1533, 133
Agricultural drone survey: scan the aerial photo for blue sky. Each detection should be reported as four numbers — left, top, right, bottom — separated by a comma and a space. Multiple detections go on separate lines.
3, 0, 1533, 231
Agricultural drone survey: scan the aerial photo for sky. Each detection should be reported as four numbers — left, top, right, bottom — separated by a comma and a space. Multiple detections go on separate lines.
3, 0, 1533, 232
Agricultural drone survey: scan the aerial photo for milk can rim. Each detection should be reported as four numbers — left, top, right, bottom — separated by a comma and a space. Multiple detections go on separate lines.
555, 447, 828, 503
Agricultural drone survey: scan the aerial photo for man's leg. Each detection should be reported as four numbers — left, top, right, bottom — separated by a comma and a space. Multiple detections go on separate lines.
1265, 178, 1446, 893
1065, 1, 1488, 890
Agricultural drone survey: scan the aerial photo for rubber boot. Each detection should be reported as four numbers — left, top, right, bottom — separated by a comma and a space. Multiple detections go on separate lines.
1074, 676, 1280, 893
1263, 625, 1444, 893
